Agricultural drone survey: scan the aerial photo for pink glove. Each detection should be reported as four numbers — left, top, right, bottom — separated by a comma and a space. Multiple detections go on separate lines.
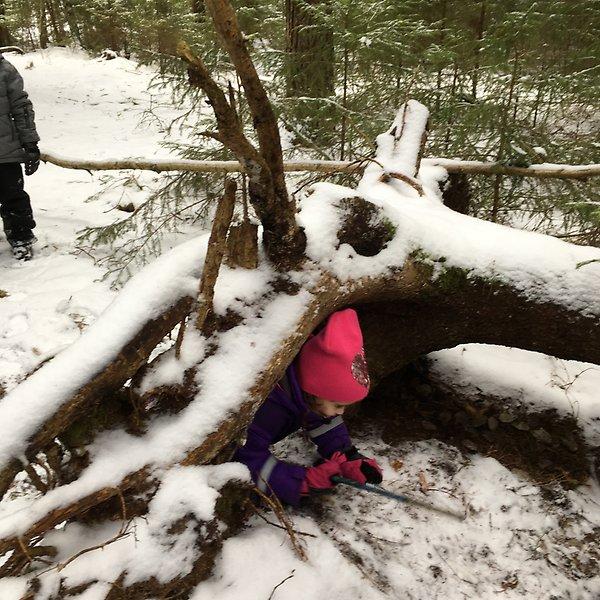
301, 451, 346, 494
340, 456, 383, 485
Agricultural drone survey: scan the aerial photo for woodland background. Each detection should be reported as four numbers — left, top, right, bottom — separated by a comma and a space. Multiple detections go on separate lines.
2, 0, 598, 267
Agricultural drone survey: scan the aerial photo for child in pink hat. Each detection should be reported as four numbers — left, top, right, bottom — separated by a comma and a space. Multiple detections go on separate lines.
234, 308, 383, 505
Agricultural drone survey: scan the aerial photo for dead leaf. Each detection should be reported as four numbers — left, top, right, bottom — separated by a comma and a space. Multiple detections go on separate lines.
418, 470, 430, 494
501, 574, 519, 590
391, 459, 404, 471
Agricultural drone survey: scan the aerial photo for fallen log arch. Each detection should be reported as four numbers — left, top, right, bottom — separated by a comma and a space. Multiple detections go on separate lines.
1, 239, 599, 556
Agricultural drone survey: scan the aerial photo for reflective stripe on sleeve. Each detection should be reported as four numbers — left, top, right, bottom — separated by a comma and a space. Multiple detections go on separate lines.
256, 455, 278, 492
307, 415, 344, 439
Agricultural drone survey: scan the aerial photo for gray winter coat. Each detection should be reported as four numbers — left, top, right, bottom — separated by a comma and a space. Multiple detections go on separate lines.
0, 54, 40, 164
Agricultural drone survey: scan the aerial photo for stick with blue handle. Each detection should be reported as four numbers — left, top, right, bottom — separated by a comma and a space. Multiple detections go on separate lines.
331, 475, 466, 521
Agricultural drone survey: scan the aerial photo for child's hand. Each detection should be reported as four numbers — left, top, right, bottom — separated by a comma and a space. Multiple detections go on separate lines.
301, 451, 346, 493
340, 447, 383, 485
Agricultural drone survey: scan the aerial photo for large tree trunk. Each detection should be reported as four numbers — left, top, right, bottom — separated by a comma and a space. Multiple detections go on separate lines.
155, 0, 177, 55
61, 0, 83, 46
46, 0, 67, 45
37, 0, 49, 48
285, 0, 334, 98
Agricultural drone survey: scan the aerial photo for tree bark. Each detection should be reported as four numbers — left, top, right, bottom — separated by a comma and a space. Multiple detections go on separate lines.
40, 153, 600, 180
0, 0, 12, 46
178, 1, 306, 271
155, 0, 177, 55
46, 0, 67, 45
285, 0, 334, 98
442, 172, 471, 214
202, 0, 306, 270
471, 0, 486, 99
37, 0, 49, 48
61, 0, 83, 45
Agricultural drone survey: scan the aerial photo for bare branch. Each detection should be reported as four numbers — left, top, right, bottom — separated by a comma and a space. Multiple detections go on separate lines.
40, 152, 600, 180
203, 0, 287, 195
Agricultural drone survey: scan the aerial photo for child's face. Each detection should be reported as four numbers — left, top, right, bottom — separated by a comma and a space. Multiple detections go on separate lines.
311, 396, 347, 418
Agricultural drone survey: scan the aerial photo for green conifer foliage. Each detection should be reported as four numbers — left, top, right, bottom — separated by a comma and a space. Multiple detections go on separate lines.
2, 0, 598, 279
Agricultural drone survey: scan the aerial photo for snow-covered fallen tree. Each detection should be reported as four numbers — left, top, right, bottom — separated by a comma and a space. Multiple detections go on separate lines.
0, 1, 599, 597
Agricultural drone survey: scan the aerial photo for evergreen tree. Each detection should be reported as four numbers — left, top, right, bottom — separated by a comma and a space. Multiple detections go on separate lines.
2, 0, 598, 277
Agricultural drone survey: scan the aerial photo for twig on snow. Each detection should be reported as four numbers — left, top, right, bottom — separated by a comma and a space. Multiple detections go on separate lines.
267, 570, 296, 600
247, 500, 317, 538
254, 486, 308, 561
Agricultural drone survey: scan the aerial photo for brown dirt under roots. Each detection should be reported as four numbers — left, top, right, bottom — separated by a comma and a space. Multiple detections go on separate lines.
350, 359, 592, 488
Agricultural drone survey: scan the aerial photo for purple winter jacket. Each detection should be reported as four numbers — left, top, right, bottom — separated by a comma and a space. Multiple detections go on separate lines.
233, 360, 353, 506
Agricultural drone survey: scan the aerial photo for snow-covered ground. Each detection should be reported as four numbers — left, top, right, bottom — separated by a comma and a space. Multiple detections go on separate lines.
0, 47, 189, 390
0, 49, 598, 599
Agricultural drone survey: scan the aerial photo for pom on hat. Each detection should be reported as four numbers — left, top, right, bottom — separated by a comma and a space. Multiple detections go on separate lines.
297, 308, 370, 404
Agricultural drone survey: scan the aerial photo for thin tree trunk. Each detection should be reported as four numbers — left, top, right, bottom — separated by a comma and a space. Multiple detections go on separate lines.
285, 0, 334, 98
155, 0, 176, 54
38, 0, 49, 49
471, 0, 486, 99
491, 48, 520, 223
339, 36, 349, 160
0, 0, 12, 46
435, 0, 448, 114
532, 81, 544, 128
443, 61, 459, 153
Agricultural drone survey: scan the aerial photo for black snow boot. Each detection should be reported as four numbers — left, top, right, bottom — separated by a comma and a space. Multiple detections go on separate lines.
10, 237, 36, 261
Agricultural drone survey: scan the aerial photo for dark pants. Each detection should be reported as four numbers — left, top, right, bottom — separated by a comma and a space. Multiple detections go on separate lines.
0, 163, 35, 245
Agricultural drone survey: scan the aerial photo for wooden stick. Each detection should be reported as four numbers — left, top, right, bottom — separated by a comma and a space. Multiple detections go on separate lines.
381, 171, 424, 196
254, 487, 307, 562
40, 152, 600, 180
195, 179, 237, 331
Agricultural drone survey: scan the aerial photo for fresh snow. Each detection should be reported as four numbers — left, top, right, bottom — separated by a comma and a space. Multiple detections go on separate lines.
0, 48, 598, 600
429, 344, 600, 445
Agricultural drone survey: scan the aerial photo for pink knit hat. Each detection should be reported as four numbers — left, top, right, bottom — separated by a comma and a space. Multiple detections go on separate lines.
297, 308, 370, 404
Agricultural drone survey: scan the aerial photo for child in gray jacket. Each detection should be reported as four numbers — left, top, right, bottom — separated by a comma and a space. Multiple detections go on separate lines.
0, 53, 40, 260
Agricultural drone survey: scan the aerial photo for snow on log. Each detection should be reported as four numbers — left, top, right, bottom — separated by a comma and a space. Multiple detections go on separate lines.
0, 237, 208, 498
2, 177, 600, 547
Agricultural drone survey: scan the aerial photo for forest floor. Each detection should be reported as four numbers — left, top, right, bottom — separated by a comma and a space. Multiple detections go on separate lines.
0, 48, 599, 600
